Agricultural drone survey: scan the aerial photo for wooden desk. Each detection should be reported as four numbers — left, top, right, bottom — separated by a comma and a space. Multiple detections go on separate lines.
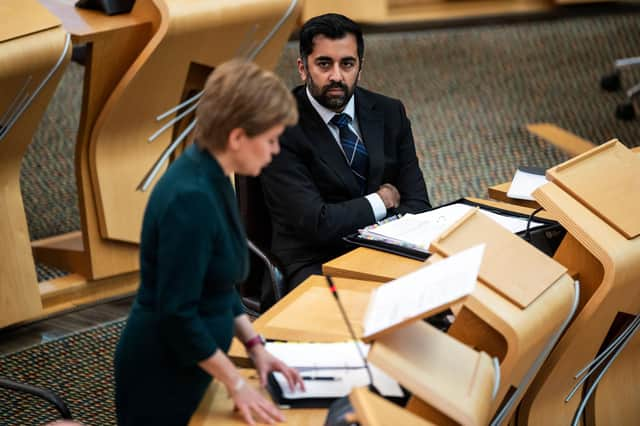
488, 146, 640, 207
519, 142, 640, 425
321, 201, 577, 421
301, 0, 554, 25
253, 275, 383, 342
350, 387, 436, 426
191, 369, 326, 425
33, 0, 155, 312
18, 0, 301, 326
0, 1, 71, 328
228, 275, 384, 365
323, 198, 555, 284
489, 129, 640, 207
39, 0, 156, 42
487, 181, 542, 209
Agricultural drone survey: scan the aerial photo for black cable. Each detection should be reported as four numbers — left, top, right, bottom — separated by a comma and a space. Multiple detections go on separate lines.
524, 207, 544, 242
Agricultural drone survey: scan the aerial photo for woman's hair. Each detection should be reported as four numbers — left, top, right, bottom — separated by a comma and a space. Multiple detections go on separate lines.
195, 59, 297, 151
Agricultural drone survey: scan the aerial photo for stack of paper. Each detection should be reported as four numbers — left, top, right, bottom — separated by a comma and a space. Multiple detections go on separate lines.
363, 244, 485, 340
507, 167, 549, 201
265, 341, 403, 399
358, 203, 544, 252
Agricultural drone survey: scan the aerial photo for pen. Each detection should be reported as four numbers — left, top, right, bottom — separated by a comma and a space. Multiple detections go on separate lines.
301, 376, 342, 381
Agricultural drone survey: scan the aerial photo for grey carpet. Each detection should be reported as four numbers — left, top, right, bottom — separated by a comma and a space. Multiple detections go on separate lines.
21, 11, 640, 281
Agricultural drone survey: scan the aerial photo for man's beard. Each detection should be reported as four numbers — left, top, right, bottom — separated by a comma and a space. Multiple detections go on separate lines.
307, 74, 355, 111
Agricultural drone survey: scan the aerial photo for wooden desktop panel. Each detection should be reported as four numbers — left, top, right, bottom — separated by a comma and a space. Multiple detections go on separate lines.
190, 369, 326, 425
253, 275, 383, 343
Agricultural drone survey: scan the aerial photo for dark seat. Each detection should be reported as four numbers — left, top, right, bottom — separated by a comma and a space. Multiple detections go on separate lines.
234, 175, 286, 315
600, 56, 640, 120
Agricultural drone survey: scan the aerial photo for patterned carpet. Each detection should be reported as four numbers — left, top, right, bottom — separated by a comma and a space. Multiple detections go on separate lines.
0, 319, 125, 425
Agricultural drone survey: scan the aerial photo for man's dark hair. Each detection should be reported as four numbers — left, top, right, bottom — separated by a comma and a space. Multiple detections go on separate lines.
299, 13, 364, 65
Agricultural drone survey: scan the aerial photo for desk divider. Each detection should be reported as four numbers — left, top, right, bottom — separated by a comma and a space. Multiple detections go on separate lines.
430, 209, 567, 309
349, 387, 436, 426
546, 139, 640, 239
368, 321, 496, 426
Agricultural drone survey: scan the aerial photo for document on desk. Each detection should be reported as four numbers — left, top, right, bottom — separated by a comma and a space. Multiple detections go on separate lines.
507, 167, 549, 201
266, 341, 368, 369
359, 203, 544, 251
266, 341, 403, 398
362, 244, 485, 340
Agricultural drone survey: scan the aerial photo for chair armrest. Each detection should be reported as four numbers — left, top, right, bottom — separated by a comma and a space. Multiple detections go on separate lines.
247, 239, 286, 302
0, 377, 72, 419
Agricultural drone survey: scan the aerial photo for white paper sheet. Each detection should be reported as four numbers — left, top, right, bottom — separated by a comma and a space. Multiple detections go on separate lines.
266, 342, 403, 398
360, 203, 544, 250
363, 244, 485, 339
507, 168, 549, 201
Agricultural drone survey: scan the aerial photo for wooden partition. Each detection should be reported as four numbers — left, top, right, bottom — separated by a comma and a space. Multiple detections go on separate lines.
519, 140, 640, 426
0, 0, 71, 328
368, 321, 497, 426
428, 211, 576, 421
0, 0, 302, 329
350, 386, 437, 426
35, 0, 301, 282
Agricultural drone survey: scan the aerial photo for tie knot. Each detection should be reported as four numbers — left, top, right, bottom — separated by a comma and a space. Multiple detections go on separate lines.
330, 113, 351, 129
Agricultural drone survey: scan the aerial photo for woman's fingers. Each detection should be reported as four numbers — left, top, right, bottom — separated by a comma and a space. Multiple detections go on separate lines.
238, 403, 256, 426
236, 384, 285, 425
281, 365, 305, 392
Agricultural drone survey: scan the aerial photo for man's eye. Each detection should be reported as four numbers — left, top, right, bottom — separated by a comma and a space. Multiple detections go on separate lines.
318, 62, 330, 68
342, 62, 355, 68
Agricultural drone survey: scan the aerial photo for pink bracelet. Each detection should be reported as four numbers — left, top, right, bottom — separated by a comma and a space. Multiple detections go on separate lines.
244, 334, 265, 351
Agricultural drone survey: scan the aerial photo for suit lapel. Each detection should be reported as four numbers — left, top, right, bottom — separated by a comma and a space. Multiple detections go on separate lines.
296, 87, 361, 195
355, 88, 385, 193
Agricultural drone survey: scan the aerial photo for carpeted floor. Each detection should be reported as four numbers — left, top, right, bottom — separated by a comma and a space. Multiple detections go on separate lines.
7, 8, 640, 423
0, 319, 125, 425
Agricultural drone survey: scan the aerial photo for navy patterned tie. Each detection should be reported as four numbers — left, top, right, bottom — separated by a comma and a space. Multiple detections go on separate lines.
330, 113, 369, 193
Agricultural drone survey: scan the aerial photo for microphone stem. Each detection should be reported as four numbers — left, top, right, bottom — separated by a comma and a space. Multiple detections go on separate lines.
328, 276, 376, 389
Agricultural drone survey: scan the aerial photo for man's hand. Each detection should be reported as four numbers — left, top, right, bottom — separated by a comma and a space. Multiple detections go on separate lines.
377, 183, 400, 209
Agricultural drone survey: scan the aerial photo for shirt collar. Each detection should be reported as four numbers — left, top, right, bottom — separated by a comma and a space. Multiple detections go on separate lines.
305, 85, 356, 125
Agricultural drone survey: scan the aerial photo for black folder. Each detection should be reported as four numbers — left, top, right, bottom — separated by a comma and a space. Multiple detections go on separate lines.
343, 198, 565, 260
266, 373, 338, 409
266, 373, 409, 410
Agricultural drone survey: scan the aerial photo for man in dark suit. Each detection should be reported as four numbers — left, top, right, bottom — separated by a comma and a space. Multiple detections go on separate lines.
261, 13, 430, 299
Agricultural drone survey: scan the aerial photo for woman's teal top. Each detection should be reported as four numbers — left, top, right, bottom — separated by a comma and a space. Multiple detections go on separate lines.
114, 143, 248, 425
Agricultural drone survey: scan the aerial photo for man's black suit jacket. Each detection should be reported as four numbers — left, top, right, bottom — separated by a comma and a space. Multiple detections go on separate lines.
261, 85, 430, 287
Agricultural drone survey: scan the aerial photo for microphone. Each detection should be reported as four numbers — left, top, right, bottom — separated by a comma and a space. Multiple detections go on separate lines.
325, 275, 381, 395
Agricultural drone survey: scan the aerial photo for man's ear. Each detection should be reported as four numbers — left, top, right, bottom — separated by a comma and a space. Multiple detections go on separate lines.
297, 57, 307, 82
357, 58, 364, 82
227, 128, 246, 151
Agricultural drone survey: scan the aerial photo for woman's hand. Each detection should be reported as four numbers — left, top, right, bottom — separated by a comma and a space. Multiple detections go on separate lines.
230, 378, 285, 425
198, 349, 288, 425
250, 345, 306, 392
